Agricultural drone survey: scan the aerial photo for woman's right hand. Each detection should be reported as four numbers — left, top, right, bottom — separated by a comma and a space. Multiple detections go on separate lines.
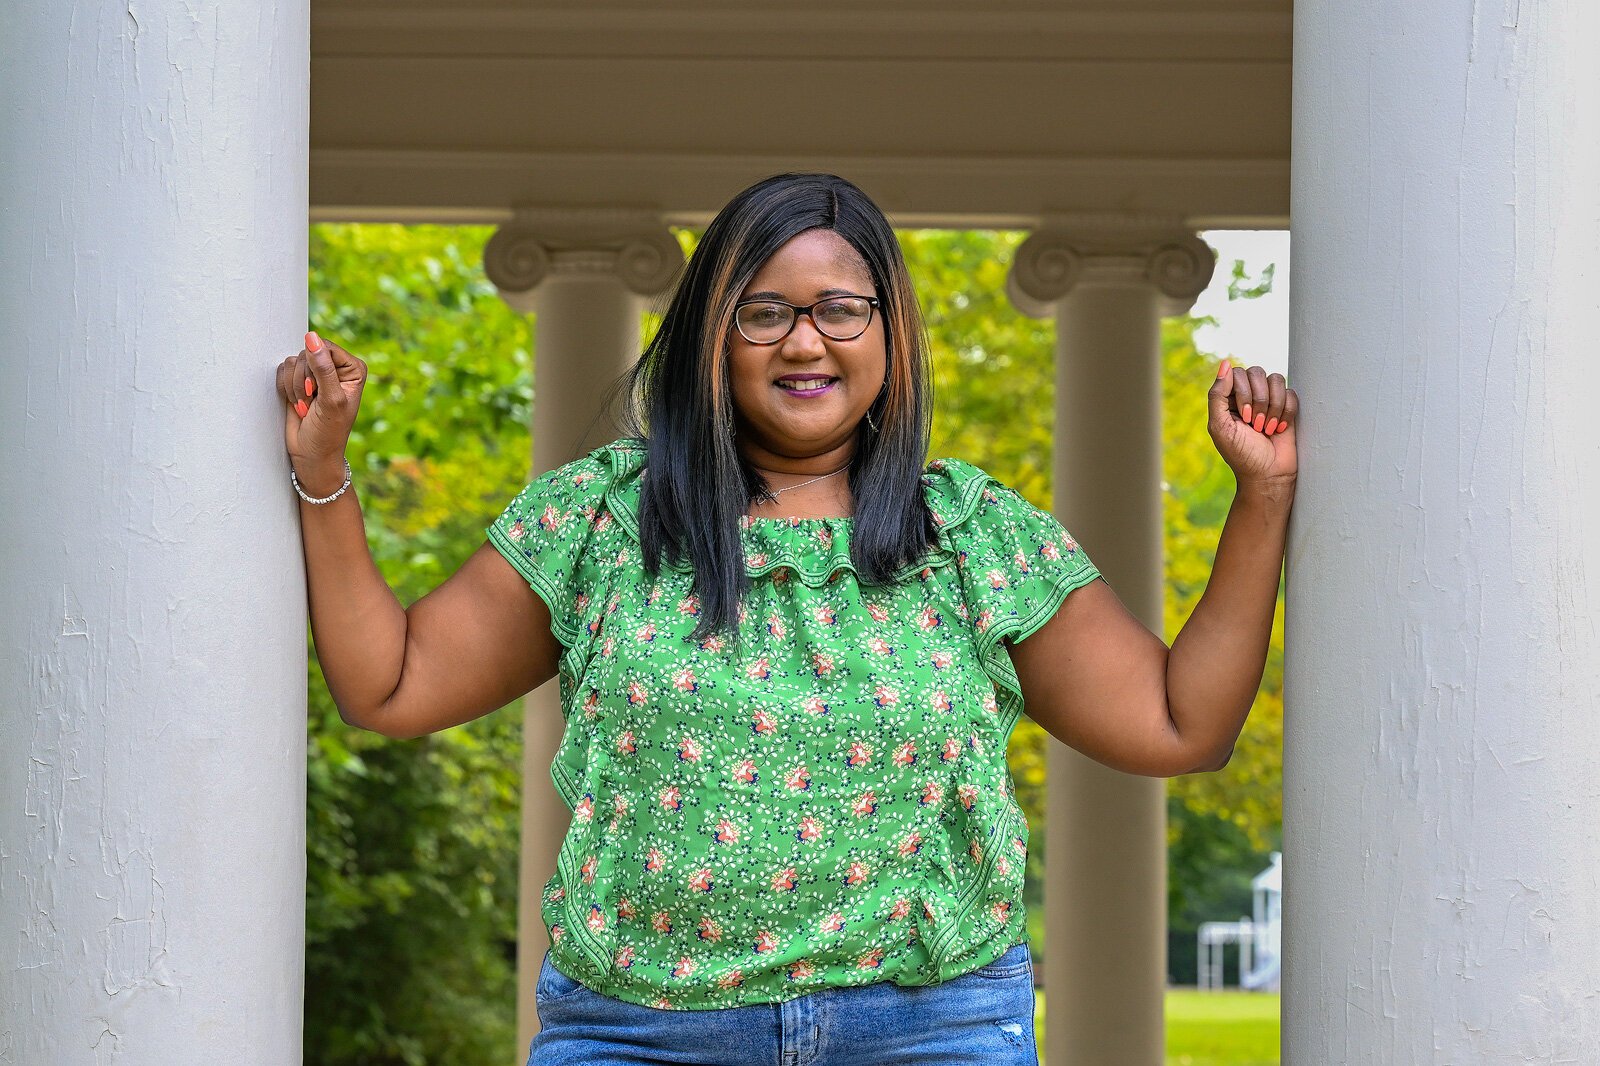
277, 331, 368, 494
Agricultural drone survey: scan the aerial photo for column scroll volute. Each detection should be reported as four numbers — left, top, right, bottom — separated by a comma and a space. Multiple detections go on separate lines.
1143, 233, 1216, 314
1007, 223, 1217, 318
483, 225, 553, 313
1006, 233, 1084, 318
484, 208, 685, 313
614, 228, 687, 296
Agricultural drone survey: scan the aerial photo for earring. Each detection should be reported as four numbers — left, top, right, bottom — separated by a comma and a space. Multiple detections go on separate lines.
863, 377, 887, 433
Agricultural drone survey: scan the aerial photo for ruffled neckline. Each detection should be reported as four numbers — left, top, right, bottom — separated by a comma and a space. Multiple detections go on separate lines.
595, 438, 995, 588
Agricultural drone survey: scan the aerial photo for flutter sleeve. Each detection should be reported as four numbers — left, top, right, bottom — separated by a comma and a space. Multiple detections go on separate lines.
484, 449, 612, 651
949, 467, 1102, 646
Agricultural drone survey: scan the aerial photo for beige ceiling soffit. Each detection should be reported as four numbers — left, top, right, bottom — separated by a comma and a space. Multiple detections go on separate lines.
309, 150, 1288, 228
310, 148, 1287, 181
311, 7, 1290, 62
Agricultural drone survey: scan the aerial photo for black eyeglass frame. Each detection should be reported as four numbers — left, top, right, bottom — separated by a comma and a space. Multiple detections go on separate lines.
731, 295, 882, 345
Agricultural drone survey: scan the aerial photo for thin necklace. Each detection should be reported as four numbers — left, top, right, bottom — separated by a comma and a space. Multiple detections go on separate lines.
750, 462, 850, 505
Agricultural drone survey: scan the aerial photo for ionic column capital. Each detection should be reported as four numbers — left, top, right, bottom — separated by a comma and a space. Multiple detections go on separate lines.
1006, 218, 1216, 318
484, 208, 684, 312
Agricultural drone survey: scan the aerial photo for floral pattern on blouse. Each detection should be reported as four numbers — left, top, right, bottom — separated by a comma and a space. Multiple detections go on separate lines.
485, 437, 1100, 1010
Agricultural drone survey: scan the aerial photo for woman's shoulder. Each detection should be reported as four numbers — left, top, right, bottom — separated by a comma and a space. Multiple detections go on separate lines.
549, 435, 645, 479
493, 437, 643, 544
528, 436, 646, 501
919, 454, 1080, 567
920, 454, 1022, 530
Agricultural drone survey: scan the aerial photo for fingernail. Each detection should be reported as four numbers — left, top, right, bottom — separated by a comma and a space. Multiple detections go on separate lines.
1217, 361, 1229, 379
1265, 418, 1278, 434
305, 331, 323, 353
1242, 403, 1253, 423
295, 400, 308, 418
1254, 413, 1266, 432
304, 378, 314, 397
1276, 423, 1288, 434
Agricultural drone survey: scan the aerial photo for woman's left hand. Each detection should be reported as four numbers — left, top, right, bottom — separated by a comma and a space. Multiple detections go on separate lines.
1207, 359, 1298, 488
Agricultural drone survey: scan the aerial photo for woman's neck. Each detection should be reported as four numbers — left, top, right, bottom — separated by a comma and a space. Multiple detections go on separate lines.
740, 442, 856, 520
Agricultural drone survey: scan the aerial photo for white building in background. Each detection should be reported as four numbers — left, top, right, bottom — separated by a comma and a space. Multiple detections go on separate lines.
1198, 851, 1282, 993
4, 2, 1598, 1064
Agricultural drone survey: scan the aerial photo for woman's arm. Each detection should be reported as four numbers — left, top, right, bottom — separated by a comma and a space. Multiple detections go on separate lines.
1162, 478, 1292, 770
279, 333, 560, 739
291, 455, 411, 726
293, 465, 557, 740
1005, 361, 1297, 777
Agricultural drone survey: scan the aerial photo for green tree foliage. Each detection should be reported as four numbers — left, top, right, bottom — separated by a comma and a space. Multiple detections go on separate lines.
900, 231, 1060, 503
302, 224, 1286, 1058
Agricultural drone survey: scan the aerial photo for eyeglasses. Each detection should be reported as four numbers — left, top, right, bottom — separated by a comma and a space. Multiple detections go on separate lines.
732, 295, 881, 345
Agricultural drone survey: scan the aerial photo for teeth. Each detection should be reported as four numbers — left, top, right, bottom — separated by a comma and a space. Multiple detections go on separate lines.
777, 378, 835, 392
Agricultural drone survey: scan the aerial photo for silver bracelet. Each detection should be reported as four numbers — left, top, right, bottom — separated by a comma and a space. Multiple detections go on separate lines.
291, 457, 353, 505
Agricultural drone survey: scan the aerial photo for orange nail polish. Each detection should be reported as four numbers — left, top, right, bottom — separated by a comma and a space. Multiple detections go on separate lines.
295, 400, 308, 417
1241, 403, 1253, 423
304, 378, 314, 397
305, 331, 323, 353
1217, 361, 1229, 379
1254, 413, 1266, 432
1265, 418, 1278, 434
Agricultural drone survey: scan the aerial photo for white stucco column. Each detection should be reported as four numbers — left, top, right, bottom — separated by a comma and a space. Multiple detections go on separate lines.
485, 210, 682, 1056
1286, 5, 1600, 1061
0, 3, 309, 1062
1009, 224, 1215, 1066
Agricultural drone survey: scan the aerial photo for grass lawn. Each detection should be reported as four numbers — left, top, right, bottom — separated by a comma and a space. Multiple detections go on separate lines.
1033, 989, 1279, 1065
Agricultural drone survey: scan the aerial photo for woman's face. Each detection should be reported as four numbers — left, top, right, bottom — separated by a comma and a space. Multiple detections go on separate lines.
727, 228, 887, 467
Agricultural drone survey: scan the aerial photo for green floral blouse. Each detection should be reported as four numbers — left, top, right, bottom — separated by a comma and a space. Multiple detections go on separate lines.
485, 436, 1100, 1010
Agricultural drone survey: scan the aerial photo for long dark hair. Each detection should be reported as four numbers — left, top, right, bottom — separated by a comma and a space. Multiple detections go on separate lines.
610, 172, 938, 649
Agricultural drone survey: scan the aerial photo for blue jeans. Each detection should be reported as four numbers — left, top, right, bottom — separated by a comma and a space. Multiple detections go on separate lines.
527, 941, 1038, 1065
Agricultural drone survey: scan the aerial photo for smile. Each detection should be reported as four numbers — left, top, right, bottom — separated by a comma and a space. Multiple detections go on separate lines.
775, 378, 839, 395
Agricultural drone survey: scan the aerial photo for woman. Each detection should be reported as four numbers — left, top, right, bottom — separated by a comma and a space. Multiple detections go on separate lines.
275, 172, 1297, 1065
